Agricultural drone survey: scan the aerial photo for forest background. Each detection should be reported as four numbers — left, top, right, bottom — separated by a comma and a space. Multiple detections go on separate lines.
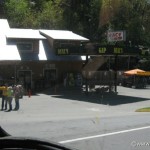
0, 0, 150, 69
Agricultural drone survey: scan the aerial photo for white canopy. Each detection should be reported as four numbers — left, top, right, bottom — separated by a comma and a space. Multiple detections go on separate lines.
0, 45, 21, 60
40, 30, 89, 41
6, 29, 46, 39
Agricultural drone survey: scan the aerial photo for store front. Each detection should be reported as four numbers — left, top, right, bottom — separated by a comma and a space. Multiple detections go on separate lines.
43, 69, 57, 88
0, 19, 89, 92
17, 70, 32, 91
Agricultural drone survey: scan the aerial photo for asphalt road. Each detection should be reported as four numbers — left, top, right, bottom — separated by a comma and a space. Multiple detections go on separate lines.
0, 86, 150, 150
64, 125, 150, 150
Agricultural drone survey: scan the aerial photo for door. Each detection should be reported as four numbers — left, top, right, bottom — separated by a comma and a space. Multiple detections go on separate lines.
44, 69, 56, 88
18, 70, 32, 90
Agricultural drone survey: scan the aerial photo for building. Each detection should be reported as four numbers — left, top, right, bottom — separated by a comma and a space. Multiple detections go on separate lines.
0, 19, 89, 91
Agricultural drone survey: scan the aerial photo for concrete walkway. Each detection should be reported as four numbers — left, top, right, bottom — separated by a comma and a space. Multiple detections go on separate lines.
0, 86, 150, 124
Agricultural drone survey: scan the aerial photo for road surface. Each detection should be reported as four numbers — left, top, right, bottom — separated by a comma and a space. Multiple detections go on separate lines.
1, 86, 150, 150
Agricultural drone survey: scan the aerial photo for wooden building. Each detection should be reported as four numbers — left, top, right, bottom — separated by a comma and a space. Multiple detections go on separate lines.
0, 19, 89, 91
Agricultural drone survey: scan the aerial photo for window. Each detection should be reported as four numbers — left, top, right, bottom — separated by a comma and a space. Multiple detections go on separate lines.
17, 42, 33, 52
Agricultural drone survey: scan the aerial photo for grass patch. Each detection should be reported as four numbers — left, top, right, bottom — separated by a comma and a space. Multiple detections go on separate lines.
136, 107, 150, 112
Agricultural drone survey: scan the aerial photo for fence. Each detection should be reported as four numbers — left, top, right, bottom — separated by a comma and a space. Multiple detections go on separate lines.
82, 70, 124, 93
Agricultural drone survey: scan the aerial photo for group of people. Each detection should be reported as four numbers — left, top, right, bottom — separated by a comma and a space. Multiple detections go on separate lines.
0, 84, 23, 111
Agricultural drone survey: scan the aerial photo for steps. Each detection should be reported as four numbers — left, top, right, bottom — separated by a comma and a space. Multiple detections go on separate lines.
82, 56, 108, 79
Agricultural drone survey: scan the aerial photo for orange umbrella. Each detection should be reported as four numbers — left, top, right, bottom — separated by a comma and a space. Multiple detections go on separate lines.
124, 69, 145, 76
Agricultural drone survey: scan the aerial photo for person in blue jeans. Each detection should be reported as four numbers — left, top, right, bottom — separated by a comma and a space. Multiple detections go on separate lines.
7, 86, 14, 111
13, 85, 21, 111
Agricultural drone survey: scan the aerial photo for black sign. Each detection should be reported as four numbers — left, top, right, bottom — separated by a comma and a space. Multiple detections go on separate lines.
56, 46, 85, 55
95, 45, 140, 55
56, 48, 69, 55
56, 45, 140, 56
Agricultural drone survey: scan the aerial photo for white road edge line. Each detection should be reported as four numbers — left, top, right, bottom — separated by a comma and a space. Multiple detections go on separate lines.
59, 126, 150, 144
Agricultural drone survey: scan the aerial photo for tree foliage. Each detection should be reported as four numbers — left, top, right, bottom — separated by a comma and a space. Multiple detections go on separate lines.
4, 0, 29, 27
2, 0, 150, 46
60, 0, 101, 40
4, 0, 63, 29
36, 0, 64, 29
110, 0, 150, 46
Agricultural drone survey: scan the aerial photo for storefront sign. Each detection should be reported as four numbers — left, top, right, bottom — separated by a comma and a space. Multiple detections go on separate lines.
56, 45, 139, 56
57, 48, 69, 55
107, 31, 126, 42
56, 46, 84, 55
96, 45, 138, 55
98, 47, 124, 54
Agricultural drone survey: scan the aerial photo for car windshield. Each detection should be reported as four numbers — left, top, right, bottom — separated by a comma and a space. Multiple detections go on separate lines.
0, 0, 150, 150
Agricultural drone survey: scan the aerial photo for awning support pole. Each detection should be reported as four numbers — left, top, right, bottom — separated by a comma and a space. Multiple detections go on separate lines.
114, 55, 118, 93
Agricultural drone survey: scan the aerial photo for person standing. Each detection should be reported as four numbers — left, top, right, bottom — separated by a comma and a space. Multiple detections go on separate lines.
7, 86, 14, 111
13, 85, 21, 111
0, 84, 8, 111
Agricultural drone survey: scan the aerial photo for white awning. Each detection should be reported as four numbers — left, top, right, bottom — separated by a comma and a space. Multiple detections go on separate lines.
40, 30, 89, 41
0, 19, 10, 33
0, 45, 21, 60
6, 29, 46, 39
0, 19, 10, 45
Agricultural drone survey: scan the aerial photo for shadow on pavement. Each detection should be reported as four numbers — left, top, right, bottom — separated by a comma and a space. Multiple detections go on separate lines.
40, 86, 150, 106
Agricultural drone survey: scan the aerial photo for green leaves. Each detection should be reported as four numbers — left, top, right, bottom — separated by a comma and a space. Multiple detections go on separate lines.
37, 0, 64, 29
5, 0, 29, 27
2, 0, 150, 46
107, 0, 150, 46
4, 0, 63, 29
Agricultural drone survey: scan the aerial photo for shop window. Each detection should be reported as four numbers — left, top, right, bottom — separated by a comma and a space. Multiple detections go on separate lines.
17, 42, 33, 52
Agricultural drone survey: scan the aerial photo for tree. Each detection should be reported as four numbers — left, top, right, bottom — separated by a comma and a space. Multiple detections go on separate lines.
0, 0, 5, 18
3, 0, 150, 47
4, 0, 30, 27
37, 0, 64, 29
4, 0, 63, 29
61, 0, 101, 41
99, 0, 150, 46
